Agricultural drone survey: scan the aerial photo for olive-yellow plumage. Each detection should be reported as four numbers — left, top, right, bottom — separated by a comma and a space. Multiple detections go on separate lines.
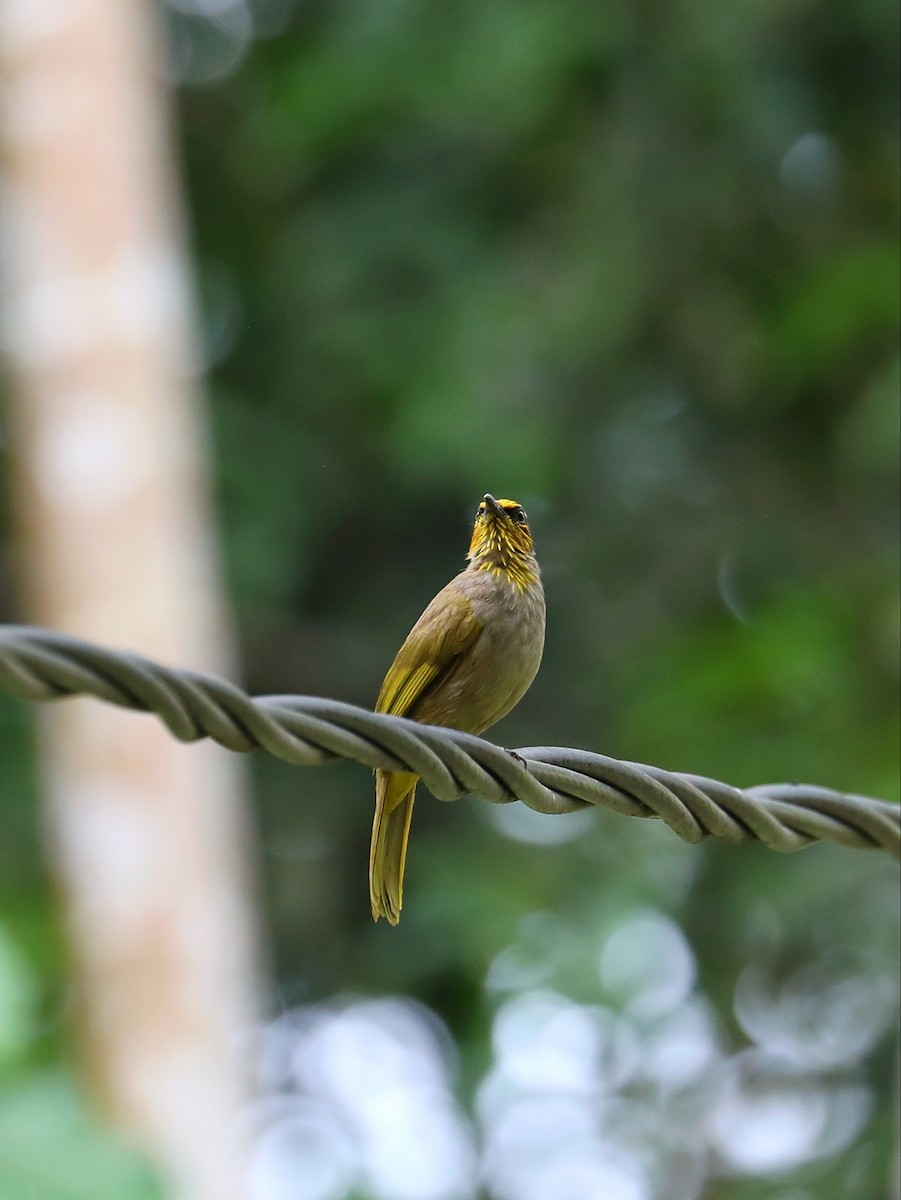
370, 494, 546, 923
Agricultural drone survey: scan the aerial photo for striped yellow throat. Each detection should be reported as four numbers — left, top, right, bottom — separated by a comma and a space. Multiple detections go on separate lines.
370, 494, 546, 923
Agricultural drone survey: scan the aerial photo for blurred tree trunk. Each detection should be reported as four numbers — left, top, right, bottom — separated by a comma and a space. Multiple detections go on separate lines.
0, 3, 261, 1198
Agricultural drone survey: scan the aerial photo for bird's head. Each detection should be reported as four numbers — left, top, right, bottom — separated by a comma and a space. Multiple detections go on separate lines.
467, 494, 539, 587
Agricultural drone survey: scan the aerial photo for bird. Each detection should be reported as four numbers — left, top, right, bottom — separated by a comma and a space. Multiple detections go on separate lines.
369, 493, 546, 924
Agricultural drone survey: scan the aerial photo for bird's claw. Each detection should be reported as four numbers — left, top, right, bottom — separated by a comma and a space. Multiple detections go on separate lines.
505, 749, 529, 768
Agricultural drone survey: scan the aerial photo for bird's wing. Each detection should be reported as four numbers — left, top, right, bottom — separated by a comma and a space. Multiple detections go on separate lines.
376, 588, 482, 718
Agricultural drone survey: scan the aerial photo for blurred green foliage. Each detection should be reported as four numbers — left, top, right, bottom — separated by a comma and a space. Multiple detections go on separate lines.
1, 0, 899, 1196
0, 924, 160, 1200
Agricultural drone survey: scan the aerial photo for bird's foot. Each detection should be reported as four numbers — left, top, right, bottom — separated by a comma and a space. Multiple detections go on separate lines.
505, 749, 529, 769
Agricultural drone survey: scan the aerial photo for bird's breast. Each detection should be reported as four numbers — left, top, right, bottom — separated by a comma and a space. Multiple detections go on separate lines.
417, 572, 545, 735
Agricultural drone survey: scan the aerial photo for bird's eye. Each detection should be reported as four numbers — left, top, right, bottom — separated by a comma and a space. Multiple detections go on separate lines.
510, 507, 527, 524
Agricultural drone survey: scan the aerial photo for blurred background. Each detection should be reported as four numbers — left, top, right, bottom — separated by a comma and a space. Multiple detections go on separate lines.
0, 0, 899, 1198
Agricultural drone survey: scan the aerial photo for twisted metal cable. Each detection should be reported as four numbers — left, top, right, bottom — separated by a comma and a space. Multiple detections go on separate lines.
0, 624, 897, 860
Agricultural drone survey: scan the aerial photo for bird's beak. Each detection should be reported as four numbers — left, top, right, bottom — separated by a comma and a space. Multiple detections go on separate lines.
483, 493, 504, 519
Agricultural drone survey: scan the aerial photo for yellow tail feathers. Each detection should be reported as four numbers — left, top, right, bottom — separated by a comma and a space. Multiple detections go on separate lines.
369, 770, 418, 924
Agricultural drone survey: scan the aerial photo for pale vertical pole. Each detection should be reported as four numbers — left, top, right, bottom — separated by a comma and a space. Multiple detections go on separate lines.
0, 2, 261, 1198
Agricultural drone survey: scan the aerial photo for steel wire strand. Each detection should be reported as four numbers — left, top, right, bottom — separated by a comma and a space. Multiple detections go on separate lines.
0, 624, 897, 860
